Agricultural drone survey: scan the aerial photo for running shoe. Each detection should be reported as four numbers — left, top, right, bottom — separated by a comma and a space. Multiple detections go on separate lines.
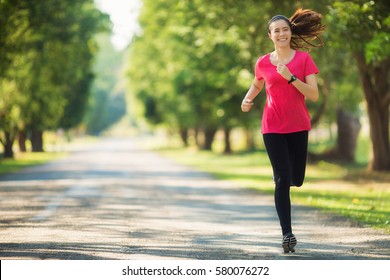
282, 233, 297, 253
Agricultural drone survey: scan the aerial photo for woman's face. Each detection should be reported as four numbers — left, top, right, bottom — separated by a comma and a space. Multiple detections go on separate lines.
268, 19, 291, 48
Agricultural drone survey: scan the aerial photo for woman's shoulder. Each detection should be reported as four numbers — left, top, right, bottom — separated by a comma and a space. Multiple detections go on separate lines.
295, 50, 313, 59
294, 50, 318, 72
292, 50, 316, 65
256, 53, 271, 65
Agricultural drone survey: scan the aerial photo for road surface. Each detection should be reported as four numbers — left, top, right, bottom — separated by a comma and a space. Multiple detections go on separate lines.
0, 137, 389, 260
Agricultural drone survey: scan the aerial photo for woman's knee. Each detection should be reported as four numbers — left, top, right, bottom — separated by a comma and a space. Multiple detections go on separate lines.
273, 174, 291, 188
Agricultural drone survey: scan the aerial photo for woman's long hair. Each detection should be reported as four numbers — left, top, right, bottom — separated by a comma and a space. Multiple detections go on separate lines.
289, 8, 326, 50
268, 8, 326, 50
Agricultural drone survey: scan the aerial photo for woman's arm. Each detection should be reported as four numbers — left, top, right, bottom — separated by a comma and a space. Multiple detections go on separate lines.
291, 74, 319, 102
241, 78, 265, 112
277, 63, 319, 102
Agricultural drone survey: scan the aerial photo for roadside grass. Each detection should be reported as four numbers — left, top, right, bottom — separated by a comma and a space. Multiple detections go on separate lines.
0, 152, 66, 174
0, 132, 98, 174
157, 147, 390, 234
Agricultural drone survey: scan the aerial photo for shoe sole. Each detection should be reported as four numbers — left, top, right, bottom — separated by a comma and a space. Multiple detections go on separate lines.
282, 235, 297, 253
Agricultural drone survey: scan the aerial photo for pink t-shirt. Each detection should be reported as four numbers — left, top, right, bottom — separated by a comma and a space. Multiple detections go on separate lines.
255, 50, 318, 134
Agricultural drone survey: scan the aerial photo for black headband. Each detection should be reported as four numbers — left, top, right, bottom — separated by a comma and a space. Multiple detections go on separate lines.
268, 15, 292, 31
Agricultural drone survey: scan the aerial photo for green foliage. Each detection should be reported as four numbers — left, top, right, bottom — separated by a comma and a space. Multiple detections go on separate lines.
327, 0, 390, 64
127, 0, 277, 137
84, 34, 127, 134
127, 0, 390, 169
127, 0, 367, 148
365, 15, 390, 63
0, 0, 109, 155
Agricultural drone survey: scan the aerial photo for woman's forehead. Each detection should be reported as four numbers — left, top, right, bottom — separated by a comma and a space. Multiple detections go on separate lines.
269, 19, 290, 30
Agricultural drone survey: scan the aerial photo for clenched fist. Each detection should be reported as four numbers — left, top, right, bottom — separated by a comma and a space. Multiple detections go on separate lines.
276, 63, 292, 80
241, 99, 254, 112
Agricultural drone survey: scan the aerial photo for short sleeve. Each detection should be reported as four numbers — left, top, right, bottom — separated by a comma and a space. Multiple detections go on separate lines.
255, 56, 264, 81
304, 53, 319, 76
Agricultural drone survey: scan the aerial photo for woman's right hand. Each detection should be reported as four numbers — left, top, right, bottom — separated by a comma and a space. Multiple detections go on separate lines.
241, 99, 254, 112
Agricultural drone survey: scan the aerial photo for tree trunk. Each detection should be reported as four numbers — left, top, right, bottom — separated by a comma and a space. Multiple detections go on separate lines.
203, 127, 217, 150
18, 130, 27, 152
245, 128, 256, 150
193, 127, 199, 147
223, 127, 232, 154
179, 128, 189, 147
354, 52, 390, 171
2, 131, 14, 158
366, 100, 390, 170
31, 130, 44, 152
336, 109, 361, 162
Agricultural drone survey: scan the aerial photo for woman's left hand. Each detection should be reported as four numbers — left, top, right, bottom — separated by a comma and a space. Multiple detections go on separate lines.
276, 63, 292, 80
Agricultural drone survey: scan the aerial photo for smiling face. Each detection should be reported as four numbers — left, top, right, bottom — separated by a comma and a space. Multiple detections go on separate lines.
268, 19, 292, 48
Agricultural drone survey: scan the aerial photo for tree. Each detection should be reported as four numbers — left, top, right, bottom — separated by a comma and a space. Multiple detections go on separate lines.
0, 0, 29, 157
0, 0, 108, 155
22, 0, 108, 150
327, 0, 390, 171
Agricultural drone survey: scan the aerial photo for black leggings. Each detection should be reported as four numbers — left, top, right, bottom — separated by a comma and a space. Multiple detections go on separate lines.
263, 131, 308, 236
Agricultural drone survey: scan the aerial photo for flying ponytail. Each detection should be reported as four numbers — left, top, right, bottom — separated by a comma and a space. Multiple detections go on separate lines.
289, 8, 326, 50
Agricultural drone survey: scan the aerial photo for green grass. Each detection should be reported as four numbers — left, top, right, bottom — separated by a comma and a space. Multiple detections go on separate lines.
0, 133, 97, 174
0, 152, 66, 174
158, 147, 390, 234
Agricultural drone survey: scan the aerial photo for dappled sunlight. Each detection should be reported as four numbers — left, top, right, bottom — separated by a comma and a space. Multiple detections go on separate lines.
0, 138, 389, 260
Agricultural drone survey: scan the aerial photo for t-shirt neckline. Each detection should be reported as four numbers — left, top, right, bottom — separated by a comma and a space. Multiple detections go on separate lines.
268, 50, 297, 66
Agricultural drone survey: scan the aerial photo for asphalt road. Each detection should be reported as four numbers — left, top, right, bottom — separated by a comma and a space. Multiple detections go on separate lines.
0, 137, 389, 260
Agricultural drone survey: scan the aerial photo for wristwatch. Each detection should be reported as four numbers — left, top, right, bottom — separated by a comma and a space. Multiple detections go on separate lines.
288, 75, 297, 84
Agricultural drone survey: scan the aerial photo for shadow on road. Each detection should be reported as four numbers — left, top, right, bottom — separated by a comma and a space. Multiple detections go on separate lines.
0, 138, 389, 260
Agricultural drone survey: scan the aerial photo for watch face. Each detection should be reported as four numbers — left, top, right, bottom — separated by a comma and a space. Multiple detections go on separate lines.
288, 75, 296, 84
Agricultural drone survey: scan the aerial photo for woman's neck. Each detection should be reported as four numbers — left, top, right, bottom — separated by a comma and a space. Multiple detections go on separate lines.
271, 47, 295, 65
273, 47, 294, 60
